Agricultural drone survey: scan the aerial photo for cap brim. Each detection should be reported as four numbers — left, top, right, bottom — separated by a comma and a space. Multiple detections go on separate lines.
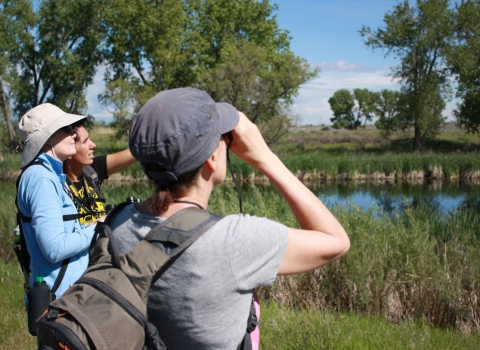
216, 102, 239, 134
20, 113, 87, 168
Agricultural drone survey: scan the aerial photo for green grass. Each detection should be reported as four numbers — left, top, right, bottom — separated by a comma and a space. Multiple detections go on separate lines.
280, 124, 480, 154
1, 186, 479, 347
260, 301, 480, 349
0, 263, 37, 349
222, 151, 480, 182
99, 183, 480, 333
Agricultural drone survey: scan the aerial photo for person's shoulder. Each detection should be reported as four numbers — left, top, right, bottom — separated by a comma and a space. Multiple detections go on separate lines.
109, 203, 164, 230
20, 161, 53, 181
91, 155, 107, 170
210, 214, 287, 239
221, 213, 284, 226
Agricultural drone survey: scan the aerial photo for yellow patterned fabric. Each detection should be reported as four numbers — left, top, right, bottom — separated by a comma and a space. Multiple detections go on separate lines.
67, 177, 105, 225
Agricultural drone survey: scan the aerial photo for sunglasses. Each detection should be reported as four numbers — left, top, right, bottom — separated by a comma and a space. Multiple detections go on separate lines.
60, 124, 75, 136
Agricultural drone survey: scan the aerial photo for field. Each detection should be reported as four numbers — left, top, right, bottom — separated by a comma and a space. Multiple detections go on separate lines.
1, 182, 479, 349
2, 124, 479, 183
0, 124, 479, 349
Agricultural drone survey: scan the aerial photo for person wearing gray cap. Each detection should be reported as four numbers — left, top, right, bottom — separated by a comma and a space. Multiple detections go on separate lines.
109, 87, 350, 349
16, 103, 103, 304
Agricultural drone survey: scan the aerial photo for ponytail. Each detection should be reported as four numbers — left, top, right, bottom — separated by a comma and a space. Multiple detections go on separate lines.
148, 166, 202, 214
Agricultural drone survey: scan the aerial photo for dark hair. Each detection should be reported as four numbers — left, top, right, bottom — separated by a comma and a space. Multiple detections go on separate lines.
147, 164, 203, 214
72, 121, 86, 143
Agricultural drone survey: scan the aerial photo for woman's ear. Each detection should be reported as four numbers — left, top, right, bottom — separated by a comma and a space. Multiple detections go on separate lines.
204, 141, 223, 173
204, 150, 217, 173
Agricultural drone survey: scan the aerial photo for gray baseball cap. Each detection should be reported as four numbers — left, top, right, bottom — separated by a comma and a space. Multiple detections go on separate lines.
129, 87, 239, 181
18, 103, 87, 168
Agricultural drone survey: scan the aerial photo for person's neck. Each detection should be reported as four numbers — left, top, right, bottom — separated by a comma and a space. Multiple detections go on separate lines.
63, 161, 83, 182
138, 193, 209, 218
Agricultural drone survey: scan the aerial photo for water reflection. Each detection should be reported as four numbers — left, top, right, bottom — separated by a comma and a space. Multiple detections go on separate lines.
313, 180, 480, 215
102, 180, 480, 216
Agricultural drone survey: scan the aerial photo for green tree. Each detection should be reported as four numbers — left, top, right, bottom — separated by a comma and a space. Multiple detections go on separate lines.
103, 0, 317, 140
328, 88, 377, 129
0, 0, 29, 150
360, 0, 453, 151
1, 0, 105, 117
328, 89, 356, 129
445, 0, 480, 133
353, 88, 379, 127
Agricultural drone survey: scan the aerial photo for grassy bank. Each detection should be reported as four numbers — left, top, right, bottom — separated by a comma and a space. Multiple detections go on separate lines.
230, 151, 480, 183
4, 149, 480, 182
280, 124, 480, 154
1, 125, 480, 182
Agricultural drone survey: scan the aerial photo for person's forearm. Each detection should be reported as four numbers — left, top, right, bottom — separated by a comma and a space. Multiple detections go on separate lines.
106, 149, 137, 176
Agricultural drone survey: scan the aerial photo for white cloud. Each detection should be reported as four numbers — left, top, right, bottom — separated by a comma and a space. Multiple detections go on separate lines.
315, 60, 361, 72
86, 65, 113, 119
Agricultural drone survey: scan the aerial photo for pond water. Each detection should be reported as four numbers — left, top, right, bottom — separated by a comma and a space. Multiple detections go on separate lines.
312, 180, 480, 215
101, 180, 480, 216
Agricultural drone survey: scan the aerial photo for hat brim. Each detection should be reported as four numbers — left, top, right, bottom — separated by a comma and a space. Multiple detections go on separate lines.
216, 102, 239, 135
20, 112, 87, 168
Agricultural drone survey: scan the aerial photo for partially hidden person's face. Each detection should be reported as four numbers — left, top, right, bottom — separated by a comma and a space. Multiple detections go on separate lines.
50, 126, 77, 162
70, 126, 96, 165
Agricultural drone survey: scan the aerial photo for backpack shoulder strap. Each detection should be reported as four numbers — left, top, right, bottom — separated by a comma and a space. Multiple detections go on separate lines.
83, 165, 103, 200
16, 159, 49, 222
17, 160, 82, 223
145, 207, 222, 258
88, 201, 132, 266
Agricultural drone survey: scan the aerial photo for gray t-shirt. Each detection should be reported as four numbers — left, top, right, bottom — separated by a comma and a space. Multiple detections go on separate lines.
110, 203, 288, 349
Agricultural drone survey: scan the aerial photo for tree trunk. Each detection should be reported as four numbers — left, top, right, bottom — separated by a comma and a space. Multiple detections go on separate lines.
0, 77, 19, 151
413, 125, 422, 152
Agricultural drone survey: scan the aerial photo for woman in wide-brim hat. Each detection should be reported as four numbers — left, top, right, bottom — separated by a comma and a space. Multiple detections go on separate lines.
17, 103, 102, 302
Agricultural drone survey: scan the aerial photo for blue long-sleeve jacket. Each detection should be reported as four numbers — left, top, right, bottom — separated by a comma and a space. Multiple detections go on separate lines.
17, 153, 96, 297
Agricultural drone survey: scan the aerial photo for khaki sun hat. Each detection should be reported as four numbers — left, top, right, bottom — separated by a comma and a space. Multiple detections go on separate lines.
18, 103, 87, 168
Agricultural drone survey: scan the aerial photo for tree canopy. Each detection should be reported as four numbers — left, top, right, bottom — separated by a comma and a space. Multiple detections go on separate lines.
0, 0, 317, 147
101, 0, 318, 141
1, 0, 105, 116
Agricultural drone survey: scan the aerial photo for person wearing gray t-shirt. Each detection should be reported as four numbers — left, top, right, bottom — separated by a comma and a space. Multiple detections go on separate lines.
110, 87, 350, 349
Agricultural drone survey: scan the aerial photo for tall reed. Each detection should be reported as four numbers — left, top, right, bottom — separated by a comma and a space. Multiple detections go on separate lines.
1, 179, 478, 335
260, 201, 480, 333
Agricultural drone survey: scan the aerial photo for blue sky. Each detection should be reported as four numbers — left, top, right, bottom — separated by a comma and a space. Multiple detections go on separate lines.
87, 0, 456, 126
